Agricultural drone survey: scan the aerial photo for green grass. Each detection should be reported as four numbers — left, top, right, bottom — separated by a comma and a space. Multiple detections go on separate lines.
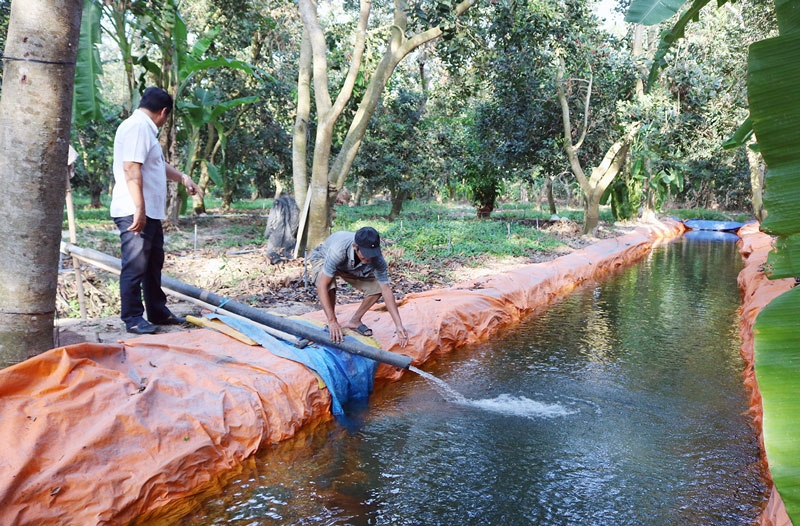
332, 201, 566, 266
64, 194, 111, 229
394, 219, 563, 264
64, 191, 751, 262
201, 197, 274, 212
664, 207, 753, 223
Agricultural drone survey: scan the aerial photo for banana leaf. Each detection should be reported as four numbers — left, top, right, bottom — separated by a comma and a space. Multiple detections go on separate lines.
645, 0, 714, 89
722, 116, 754, 150
749, 33, 800, 239
72, 0, 104, 126
753, 286, 800, 520
625, 0, 688, 25
748, 17, 800, 526
765, 235, 800, 280
775, 0, 800, 34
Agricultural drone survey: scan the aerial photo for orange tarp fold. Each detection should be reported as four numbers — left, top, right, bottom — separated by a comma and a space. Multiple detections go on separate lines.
0, 332, 331, 525
0, 219, 684, 525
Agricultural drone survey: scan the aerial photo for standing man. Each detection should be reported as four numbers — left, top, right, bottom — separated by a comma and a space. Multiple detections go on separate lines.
110, 87, 202, 334
309, 226, 409, 347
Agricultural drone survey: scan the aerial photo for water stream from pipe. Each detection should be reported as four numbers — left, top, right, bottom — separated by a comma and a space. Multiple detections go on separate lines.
408, 364, 574, 418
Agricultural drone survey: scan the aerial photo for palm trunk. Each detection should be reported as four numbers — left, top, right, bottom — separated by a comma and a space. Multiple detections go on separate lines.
746, 139, 765, 222
0, 0, 83, 365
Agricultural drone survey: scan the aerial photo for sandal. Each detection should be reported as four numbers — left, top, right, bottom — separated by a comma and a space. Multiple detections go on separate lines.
353, 324, 373, 337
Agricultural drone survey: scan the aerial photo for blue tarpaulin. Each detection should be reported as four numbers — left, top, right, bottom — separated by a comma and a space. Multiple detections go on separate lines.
205, 314, 378, 416
683, 219, 744, 232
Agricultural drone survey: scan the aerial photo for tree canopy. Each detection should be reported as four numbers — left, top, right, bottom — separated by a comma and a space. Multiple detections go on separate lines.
0, 0, 758, 228
0, 0, 767, 355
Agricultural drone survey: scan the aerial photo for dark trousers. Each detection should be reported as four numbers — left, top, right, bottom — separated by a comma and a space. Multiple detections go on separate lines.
114, 215, 171, 328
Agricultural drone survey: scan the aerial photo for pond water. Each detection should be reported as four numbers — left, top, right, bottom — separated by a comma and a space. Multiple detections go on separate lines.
169, 237, 768, 525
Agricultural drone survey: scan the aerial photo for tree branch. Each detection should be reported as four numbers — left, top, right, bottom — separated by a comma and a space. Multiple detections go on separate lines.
574, 67, 592, 150
556, 54, 588, 189
331, 0, 372, 120
298, 0, 332, 116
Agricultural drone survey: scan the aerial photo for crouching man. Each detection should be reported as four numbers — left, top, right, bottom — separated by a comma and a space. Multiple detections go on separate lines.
309, 227, 409, 347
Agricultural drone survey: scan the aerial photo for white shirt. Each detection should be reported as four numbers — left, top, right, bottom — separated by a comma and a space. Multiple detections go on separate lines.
110, 109, 168, 220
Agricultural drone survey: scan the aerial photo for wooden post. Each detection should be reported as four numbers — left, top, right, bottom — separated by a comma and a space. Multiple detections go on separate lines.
293, 185, 312, 259
65, 147, 87, 319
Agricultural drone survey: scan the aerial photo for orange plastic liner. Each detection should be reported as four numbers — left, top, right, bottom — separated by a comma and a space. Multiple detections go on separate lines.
0, 219, 684, 524
736, 222, 794, 526
0, 332, 332, 524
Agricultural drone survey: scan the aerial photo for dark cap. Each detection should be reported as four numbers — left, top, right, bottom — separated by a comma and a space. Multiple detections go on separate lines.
354, 227, 382, 258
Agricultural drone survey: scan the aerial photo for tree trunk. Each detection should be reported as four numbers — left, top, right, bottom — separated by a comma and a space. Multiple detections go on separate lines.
640, 156, 658, 222
299, 0, 370, 250
194, 161, 211, 215
556, 55, 640, 237
583, 193, 602, 236
581, 131, 638, 236
354, 179, 365, 206
163, 113, 181, 223
191, 123, 217, 215
389, 189, 408, 220
295, 0, 478, 250
160, 6, 180, 225
90, 188, 103, 208
546, 176, 557, 215
305, 122, 336, 250
292, 27, 312, 211
0, 0, 83, 366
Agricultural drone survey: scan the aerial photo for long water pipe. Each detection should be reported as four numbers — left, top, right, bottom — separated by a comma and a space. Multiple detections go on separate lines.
60, 242, 412, 370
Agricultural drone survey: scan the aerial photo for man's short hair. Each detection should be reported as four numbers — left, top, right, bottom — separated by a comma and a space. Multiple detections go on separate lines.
139, 87, 173, 114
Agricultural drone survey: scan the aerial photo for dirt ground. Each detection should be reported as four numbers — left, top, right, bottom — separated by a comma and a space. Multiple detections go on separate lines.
55, 215, 640, 348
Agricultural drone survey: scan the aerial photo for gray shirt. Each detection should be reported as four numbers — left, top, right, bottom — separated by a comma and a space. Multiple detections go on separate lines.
309, 231, 389, 284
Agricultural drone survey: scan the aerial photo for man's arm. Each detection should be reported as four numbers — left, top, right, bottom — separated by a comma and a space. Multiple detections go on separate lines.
123, 161, 146, 233
166, 163, 203, 197
317, 272, 345, 343
380, 283, 409, 348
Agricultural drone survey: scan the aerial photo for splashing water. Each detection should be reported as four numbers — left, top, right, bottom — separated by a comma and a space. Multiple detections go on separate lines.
409, 365, 574, 419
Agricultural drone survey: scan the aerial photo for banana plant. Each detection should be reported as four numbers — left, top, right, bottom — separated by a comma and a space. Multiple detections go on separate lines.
71, 0, 116, 208
136, 13, 257, 101
178, 88, 259, 213
627, 0, 800, 520
131, 0, 260, 220
601, 154, 684, 221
